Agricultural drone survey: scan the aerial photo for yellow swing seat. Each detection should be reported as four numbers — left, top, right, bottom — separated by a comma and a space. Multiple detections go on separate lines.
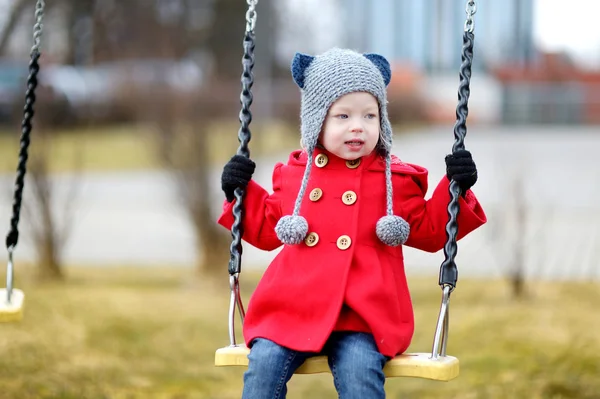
0, 288, 25, 322
215, 345, 459, 381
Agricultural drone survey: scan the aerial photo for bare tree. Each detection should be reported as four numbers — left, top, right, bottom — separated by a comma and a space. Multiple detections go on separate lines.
508, 174, 526, 298
47, 0, 280, 276
25, 128, 81, 280
486, 171, 532, 299
139, 0, 278, 276
149, 92, 232, 276
0, 0, 29, 56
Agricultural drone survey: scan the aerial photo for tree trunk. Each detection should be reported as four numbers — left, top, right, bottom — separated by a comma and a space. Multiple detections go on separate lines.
206, 0, 247, 80
0, 0, 28, 56
194, 203, 231, 278
188, 115, 230, 277
30, 163, 64, 281
509, 175, 527, 299
27, 127, 80, 282
65, 0, 96, 65
36, 233, 64, 281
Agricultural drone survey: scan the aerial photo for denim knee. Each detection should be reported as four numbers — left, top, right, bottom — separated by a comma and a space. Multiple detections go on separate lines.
242, 338, 308, 399
327, 332, 387, 399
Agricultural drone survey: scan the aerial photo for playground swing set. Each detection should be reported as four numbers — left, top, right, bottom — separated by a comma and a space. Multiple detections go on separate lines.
2, 0, 480, 383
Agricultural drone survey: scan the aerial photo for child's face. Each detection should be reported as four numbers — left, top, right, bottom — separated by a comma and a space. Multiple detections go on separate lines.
320, 92, 380, 160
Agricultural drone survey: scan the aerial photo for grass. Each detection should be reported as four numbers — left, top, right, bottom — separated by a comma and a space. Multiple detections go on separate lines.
0, 122, 300, 174
0, 125, 157, 173
1, 266, 599, 398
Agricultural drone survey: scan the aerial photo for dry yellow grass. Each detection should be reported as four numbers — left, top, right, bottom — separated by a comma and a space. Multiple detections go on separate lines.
0, 266, 599, 398
0, 125, 156, 173
0, 122, 299, 174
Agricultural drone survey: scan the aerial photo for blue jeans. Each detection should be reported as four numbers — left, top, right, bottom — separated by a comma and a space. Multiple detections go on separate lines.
241, 332, 388, 399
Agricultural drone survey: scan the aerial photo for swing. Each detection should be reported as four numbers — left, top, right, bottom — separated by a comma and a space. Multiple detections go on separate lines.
214, 0, 478, 381
1, 0, 46, 323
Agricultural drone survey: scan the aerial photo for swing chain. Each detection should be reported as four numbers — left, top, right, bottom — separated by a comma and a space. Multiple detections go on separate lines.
464, 0, 477, 33
31, 0, 45, 54
245, 0, 258, 33
228, 30, 256, 276
439, 0, 476, 291
431, 0, 476, 359
4, 0, 45, 305
6, 0, 45, 251
226, 1, 258, 347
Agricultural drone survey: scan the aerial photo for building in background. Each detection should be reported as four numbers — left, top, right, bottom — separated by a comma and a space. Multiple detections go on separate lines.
343, 0, 536, 72
341, 0, 600, 125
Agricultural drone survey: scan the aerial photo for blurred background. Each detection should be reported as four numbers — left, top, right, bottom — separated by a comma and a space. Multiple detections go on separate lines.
0, 0, 599, 398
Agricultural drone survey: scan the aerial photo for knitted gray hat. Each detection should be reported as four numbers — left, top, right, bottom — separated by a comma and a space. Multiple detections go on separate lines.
275, 48, 410, 247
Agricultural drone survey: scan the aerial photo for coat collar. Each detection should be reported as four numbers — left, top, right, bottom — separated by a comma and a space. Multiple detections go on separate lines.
286, 148, 427, 176
285, 147, 430, 195
287, 147, 382, 170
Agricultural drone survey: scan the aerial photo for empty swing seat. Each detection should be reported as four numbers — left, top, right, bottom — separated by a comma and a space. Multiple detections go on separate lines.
0, 288, 25, 322
215, 345, 459, 381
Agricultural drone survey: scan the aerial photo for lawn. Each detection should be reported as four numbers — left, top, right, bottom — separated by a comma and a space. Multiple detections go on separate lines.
1, 266, 598, 398
0, 122, 299, 174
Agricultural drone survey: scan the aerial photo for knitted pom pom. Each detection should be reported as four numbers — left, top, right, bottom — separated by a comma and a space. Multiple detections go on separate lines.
275, 215, 309, 245
376, 215, 410, 246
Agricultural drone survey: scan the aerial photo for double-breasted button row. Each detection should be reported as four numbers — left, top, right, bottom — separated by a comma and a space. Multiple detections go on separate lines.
313, 154, 361, 170
309, 188, 357, 205
304, 233, 352, 250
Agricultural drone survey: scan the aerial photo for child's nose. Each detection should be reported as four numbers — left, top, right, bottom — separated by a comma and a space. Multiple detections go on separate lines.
350, 119, 364, 132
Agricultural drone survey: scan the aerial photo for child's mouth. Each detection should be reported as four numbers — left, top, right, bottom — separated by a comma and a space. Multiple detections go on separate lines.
345, 140, 364, 148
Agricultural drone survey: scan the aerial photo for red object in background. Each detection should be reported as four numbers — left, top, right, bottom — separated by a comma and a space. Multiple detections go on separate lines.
493, 52, 600, 124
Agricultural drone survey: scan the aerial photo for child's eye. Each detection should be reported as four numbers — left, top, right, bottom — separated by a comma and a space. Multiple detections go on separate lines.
336, 114, 348, 119
366, 113, 377, 119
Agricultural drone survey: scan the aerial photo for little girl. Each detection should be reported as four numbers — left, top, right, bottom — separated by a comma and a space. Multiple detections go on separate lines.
218, 48, 486, 399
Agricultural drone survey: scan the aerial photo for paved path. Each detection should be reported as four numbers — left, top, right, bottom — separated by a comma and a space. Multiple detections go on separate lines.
1, 125, 599, 281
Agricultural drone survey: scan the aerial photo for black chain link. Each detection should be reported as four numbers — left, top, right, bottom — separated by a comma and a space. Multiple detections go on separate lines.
228, 31, 256, 276
5, 51, 41, 250
439, 31, 475, 289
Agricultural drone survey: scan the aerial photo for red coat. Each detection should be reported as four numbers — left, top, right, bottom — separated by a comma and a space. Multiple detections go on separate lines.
217, 148, 486, 357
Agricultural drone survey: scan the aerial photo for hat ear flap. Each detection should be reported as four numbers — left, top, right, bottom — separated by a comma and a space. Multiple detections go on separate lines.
291, 52, 315, 89
364, 53, 391, 86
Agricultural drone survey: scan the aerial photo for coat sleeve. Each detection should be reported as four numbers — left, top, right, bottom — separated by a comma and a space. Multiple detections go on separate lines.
217, 163, 284, 251
397, 174, 487, 253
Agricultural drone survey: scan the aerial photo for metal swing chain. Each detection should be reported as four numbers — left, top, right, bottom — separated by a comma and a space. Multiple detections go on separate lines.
431, 0, 476, 360
464, 0, 476, 33
4, 0, 45, 304
245, 0, 258, 33
227, 0, 258, 347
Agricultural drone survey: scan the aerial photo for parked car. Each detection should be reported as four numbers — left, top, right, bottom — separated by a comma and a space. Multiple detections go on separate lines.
40, 58, 204, 124
0, 57, 204, 127
0, 58, 72, 127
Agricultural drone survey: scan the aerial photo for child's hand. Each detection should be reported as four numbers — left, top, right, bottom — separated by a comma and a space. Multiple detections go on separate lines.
445, 149, 478, 193
221, 155, 256, 202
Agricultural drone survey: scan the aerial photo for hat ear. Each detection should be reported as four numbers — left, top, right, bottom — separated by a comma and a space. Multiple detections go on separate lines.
291, 52, 315, 89
364, 53, 391, 86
